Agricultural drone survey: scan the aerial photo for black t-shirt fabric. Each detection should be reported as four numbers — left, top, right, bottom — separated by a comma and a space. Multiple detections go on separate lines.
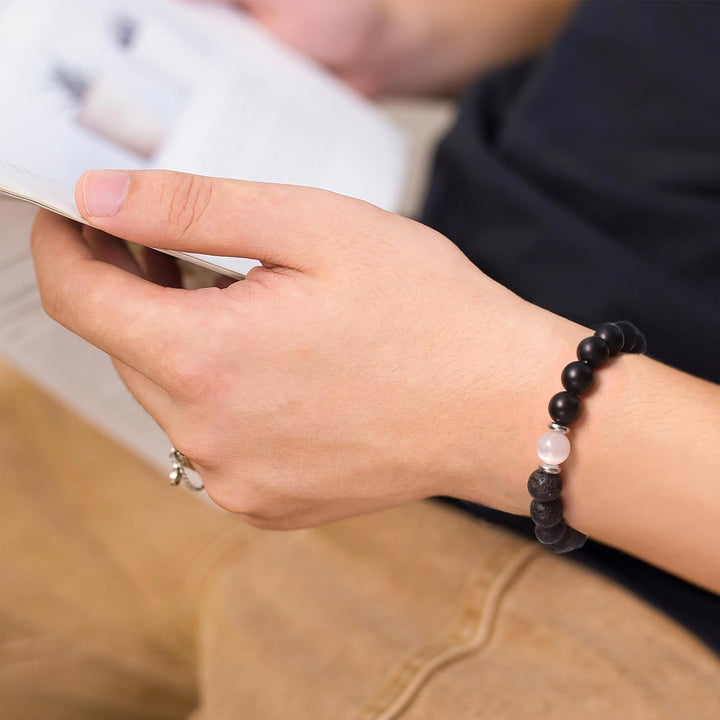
421, 1, 720, 652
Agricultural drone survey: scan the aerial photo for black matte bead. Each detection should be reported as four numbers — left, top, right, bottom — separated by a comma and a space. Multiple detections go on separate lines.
535, 520, 567, 545
548, 526, 588, 554
548, 391, 581, 425
613, 320, 637, 352
561, 361, 594, 395
527, 470, 563, 502
618, 322, 637, 353
594, 323, 624, 356
577, 336, 610, 368
632, 332, 647, 355
530, 498, 564, 528
614, 321, 648, 354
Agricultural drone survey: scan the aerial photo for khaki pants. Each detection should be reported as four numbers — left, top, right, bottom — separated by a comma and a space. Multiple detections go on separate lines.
2, 364, 718, 719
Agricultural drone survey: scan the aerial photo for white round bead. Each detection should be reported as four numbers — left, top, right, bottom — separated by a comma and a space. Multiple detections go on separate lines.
537, 430, 571, 466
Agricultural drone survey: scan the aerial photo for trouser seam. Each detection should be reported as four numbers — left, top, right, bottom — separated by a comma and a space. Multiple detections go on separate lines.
353, 542, 542, 720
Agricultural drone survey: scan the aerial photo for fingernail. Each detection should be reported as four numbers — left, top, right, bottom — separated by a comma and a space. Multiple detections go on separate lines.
81, 171, 130, 218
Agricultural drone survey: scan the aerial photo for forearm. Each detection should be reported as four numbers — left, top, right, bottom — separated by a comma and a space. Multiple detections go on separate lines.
456, 304, 720, 593
563, 351, 720, 592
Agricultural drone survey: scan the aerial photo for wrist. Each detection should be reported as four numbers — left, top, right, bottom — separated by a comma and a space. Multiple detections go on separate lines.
437, 293, 591, 515
450, 299, 591, 515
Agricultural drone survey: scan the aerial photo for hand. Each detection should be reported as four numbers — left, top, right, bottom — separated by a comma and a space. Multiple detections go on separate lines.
31, 170, 572, 528
30, 171, 720, 591
193, 0, 577, 96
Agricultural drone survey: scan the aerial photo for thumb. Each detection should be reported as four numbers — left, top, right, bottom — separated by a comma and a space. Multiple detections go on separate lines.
75, 170, 360, 270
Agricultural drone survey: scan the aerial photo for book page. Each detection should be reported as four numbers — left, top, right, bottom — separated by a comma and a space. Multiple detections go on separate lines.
0, 0, 407, 276
0, 160, 87, 222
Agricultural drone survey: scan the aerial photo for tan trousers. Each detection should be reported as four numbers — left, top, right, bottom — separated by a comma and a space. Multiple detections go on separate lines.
1, 364, 719, 719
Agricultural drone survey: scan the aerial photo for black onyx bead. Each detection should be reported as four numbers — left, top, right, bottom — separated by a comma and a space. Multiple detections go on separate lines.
530, 498, 564, 528
548, 391, 581, 425
577, 336, 610, 368
527, 470, 563, 502
632, 331, 647, 355
616, 323, 637, 352
535, 520, 567, 545
594, 323, 624, 356
614, 320, 647, 354
548, 526, 588, 554
561, 361, 594, 395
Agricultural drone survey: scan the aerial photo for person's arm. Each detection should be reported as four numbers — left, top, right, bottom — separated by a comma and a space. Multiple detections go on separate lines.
562, 356, 720, 593
453, 312, 720, 594
197, 0, 578, 95
31, 169, 720, 593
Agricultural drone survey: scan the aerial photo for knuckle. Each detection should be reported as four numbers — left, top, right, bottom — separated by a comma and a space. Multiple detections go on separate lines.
229, 493, 269, 519
163, 173, 214, 244
203, 481, 282, 526
164, 351, 210, 394
39, 277, 73, 326
202, 482, 247, 514
39, 284, 62, 320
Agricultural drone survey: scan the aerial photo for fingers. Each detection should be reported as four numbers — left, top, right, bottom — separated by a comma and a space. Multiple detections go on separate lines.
83, 226, 184, 288
31, 211, 196, 383
84, 226, 184, 288
75, 170, 379, 271
82, 226, 143, 277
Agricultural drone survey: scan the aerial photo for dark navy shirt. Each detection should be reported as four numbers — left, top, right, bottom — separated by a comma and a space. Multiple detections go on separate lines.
422, 0, 720, 652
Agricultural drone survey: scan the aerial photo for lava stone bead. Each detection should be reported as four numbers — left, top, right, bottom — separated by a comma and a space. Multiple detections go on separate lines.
535, 520, 567, 545
548, 391, 581, 425
530, 498, 564, 528
548, 526, 588, 553
561, 360, 594, 394
577, 336, 610, 368
527, 470, 563, 501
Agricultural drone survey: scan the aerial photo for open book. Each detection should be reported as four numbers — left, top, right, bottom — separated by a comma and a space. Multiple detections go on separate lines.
0, 0, 407, 277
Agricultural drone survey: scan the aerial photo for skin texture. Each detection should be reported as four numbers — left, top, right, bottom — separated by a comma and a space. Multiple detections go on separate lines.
31, 171, 720, 593
194, 0, 578, 95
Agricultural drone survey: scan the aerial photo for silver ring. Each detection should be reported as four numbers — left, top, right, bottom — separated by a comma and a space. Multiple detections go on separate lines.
169, 446, 204, 491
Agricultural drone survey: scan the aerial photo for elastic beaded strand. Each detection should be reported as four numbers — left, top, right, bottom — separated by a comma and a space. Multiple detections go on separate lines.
528, 321, 646, 553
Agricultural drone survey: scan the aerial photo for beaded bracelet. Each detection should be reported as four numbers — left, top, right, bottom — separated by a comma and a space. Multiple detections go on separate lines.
528, 321, 647, 553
